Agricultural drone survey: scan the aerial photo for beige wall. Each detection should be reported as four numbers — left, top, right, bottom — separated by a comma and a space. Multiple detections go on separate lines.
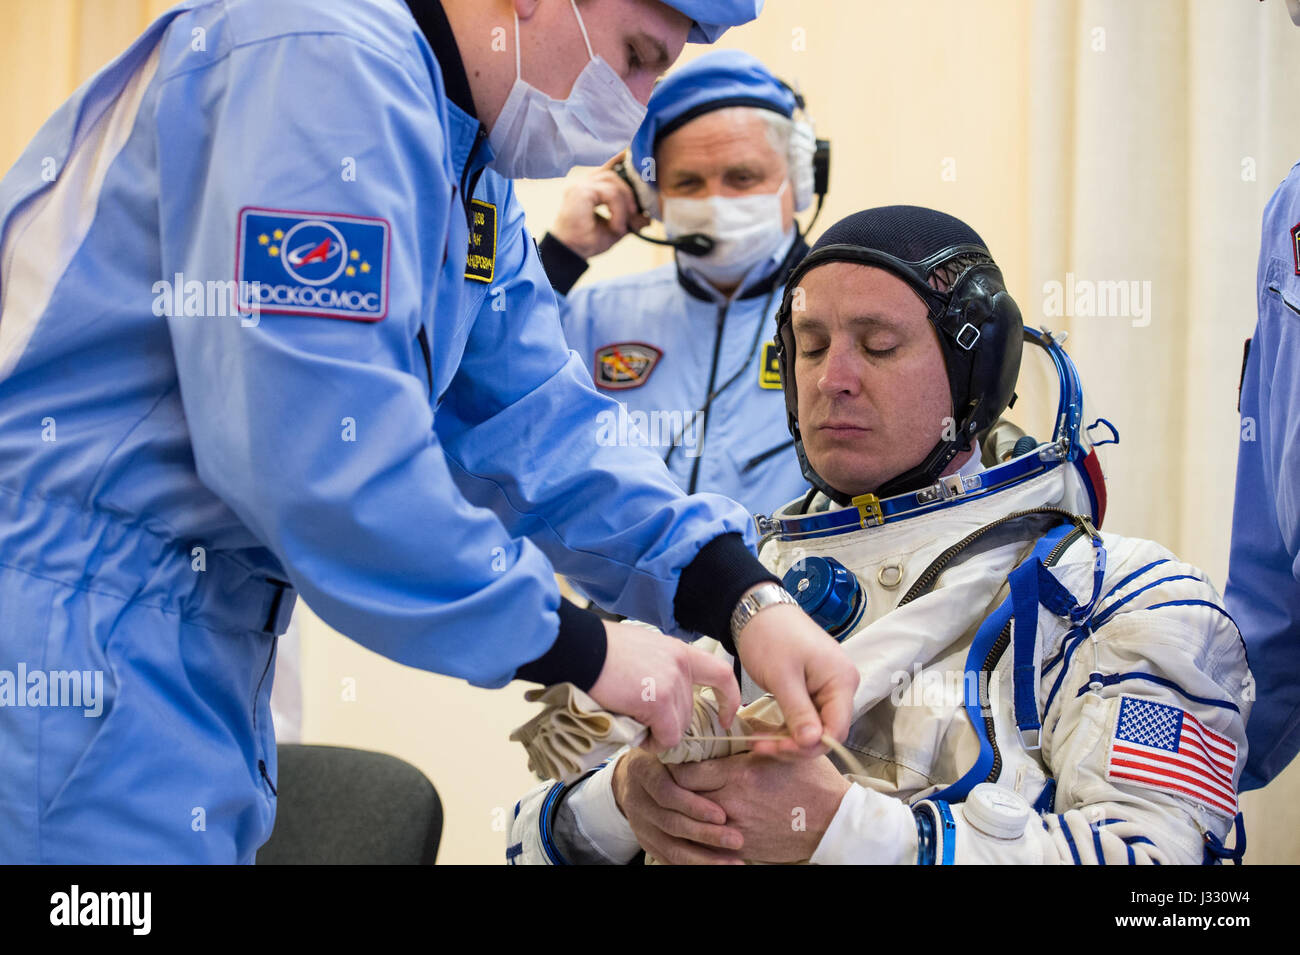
4, 0, 1298, 864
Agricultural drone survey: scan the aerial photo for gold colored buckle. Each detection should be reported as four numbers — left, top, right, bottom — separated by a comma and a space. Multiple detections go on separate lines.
852, 493, 885, 528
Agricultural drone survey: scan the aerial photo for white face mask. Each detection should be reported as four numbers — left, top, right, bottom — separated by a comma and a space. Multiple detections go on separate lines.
487, 0, 647, 180
661, 180, 792, 288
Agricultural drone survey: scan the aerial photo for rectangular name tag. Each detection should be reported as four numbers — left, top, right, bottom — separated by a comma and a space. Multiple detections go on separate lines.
466, 199, 497, 283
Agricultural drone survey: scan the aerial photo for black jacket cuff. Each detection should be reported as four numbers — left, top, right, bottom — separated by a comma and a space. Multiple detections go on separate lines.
673, 532, 779, 657
538, 232, 589, 296
515, 597, 607, 691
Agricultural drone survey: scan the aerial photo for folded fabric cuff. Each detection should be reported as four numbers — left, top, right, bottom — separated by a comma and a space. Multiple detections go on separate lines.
538, 232, 589, 296
515, 598, 607, 691
673, 532, 778, 655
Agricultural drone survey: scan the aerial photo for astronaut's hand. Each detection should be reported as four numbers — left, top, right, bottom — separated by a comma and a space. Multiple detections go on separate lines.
611, 749, 744, 865
733, 600, 858, 754
588, 620, 740, 751
667, 751, 851, 864
548, 155, 650, 260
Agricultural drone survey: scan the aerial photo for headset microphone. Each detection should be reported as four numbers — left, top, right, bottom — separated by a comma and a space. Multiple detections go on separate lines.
628, 229, 715, 256
614, 219, 714, 256
597, 163, 717, 256
593, 202, 714, 256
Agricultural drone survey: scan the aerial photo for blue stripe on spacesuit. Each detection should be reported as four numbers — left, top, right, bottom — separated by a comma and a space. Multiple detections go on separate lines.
1071, 671, 1241, 714
1100, 559, 1171, 603
1010, 555, 1084, 741
538, 782, 568, 866
1092, 575, 1204, 629
935, 801, 956, 865
1043, 627, 1091, 717
1090, 824, 1107, 865
1144, 599, 1238, 631
931, 600, 1013, 802
932, 521, 1076, 802
1010, 560, 1046, 741
1042, 625, 1087, 676
1058, 817, 1082, 864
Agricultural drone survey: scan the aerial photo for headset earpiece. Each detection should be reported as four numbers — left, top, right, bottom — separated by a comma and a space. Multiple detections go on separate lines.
813, 138, 831, 199
940, 265, 1023, 441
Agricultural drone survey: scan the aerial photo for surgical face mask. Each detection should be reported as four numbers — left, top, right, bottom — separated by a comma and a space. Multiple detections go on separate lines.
487, 0, 647, 180
661, 180, 792, 288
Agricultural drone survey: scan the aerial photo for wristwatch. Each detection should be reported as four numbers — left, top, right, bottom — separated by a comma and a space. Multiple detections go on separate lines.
730, 582, 797, 640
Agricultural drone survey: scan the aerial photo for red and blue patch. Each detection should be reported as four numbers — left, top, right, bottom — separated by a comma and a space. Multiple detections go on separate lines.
236, 207, 390, 321
594, 342, 662, 390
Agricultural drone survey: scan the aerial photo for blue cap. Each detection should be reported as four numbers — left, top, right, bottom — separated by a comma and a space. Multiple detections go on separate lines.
630, 49, 796, 184
664, 0, 765, 43
782, 556, 864, 640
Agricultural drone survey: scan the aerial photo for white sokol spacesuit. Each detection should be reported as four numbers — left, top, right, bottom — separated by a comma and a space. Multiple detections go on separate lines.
508, 211, 1253, 866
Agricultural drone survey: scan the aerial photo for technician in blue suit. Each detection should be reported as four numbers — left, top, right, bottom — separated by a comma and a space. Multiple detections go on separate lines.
0, 0, 856, 863
1224, 0, 1300, 791
1227, 169, 1300, 788
540, 51, 825, 516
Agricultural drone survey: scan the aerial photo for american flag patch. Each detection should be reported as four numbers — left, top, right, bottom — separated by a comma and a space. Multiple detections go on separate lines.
1106, 695, 1238, 817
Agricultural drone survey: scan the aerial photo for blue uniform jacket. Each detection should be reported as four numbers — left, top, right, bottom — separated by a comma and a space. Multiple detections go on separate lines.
0, 0, 760, 861
1227, 161, 1300, 789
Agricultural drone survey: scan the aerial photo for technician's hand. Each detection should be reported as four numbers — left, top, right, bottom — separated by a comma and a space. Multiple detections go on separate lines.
588, 620, 740, 751
548, 155, 650, 260
611, 748, 744, 865
667, 751, 852, 864
734, 599, 859, 754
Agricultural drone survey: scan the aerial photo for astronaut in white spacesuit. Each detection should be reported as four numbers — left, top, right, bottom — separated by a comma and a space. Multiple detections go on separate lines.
508, 205, 1253, 866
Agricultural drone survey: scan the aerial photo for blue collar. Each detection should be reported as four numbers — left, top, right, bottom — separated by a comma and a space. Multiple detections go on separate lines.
405, 0, 495, 188
763, 441, 1072, 542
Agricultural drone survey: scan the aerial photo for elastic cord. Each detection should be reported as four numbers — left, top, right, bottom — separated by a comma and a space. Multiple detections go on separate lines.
512, 11, 521, 77
570, 0, 596, 60
662, 236, 803, 470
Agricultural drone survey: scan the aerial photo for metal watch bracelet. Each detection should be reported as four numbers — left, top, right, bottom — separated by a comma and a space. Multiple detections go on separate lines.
729, 582, 797, 640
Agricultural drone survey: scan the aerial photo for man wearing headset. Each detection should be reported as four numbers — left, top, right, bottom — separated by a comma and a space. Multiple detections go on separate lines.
509, 206, 1253, 865
537, 50, 827, 516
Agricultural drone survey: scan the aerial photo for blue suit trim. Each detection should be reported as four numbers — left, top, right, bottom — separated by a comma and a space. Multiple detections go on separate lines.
1059, 817, 1082, 864
1100, 559, 1171, 603
1071, 671, 1241, 714
1092, 576, 1203, 629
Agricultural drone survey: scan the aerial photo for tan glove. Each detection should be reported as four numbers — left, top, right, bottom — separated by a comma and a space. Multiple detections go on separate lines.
509, 683, 648, 784
511, 683, 787, 782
